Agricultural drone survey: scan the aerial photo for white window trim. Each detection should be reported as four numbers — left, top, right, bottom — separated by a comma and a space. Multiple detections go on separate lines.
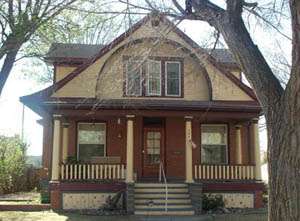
125, 61, 143, 96
200, 124, 228, 164
147, 60, 162, 96
77, 122, 107, 161
165, 61, 181, 97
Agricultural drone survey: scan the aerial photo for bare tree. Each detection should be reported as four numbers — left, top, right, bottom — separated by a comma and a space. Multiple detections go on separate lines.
114, 0, 298, 220
0, 0, 83, 95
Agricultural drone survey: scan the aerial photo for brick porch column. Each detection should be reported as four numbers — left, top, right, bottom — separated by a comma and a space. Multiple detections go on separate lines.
185, 116, 194, 183
51, 115, 62, 181
126, 115, 135, 183
235, 125, 242, 164
252, 118, 262, 180
62, 122, 70, 163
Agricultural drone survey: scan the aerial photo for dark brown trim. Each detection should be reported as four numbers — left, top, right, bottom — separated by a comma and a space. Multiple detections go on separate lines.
201, 181, 265, 192
50, 182, 126, 192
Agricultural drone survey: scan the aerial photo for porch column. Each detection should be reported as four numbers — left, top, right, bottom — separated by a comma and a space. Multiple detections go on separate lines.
252, 118, 262, 180
235, 125, 242, 164
51, 115, 62, 181
185, 116, 194, 183
126, 115, 135, 183
62, 122, 70, 163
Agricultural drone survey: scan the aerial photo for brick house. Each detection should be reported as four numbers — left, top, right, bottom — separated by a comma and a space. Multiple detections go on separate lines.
21, 14, 264, 215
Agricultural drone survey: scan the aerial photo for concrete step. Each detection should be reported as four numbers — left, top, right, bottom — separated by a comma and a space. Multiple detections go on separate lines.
135, 204, 193, 209
135, 183, 187, 188
134, 188, 188, 193
135, 193, 190, 199
134, 209, 195, 216
134, 198, 191, 204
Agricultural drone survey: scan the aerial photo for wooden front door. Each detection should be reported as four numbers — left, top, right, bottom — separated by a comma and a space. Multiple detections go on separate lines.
142, 127, 165, 178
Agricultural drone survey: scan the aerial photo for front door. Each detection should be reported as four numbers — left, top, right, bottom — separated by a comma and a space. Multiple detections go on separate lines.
142, 127, 165, 178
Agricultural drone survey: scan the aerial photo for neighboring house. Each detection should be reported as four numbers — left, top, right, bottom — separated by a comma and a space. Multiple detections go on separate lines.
21, 14, 264, 215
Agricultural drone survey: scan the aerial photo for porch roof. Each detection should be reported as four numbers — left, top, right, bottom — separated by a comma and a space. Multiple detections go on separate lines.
20, 96, 261, 116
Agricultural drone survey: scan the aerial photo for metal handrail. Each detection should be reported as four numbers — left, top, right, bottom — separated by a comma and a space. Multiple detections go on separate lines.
159, 161, 168, 212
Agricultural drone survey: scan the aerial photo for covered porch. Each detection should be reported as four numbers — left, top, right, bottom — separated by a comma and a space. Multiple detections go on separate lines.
48, 107, 262, 184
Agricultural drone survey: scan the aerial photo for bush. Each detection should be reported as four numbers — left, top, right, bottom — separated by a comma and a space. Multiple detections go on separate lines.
202, 194, 225, 211
0, 135, 27, 194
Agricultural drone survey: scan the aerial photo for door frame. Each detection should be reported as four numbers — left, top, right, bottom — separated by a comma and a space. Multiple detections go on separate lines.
141, 125, 166, 179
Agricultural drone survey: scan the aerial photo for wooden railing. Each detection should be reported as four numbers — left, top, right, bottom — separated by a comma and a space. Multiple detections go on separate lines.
60, 164, 126, 181
194, 164, 255, 180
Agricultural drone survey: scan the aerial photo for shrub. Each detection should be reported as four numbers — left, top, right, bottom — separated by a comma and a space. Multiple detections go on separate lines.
0, 135, 27, 194
202, 194, 225, 211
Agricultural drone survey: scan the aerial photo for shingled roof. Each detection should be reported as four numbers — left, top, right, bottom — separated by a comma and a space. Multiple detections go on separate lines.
45, 42, 237, 65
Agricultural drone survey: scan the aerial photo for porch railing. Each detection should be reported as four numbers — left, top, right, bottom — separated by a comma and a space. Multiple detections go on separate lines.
194, 164, 255, 180
60, 164, 126, 181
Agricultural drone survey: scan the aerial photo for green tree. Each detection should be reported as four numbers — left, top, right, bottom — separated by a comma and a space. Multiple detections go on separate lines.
0, 135, 27, 194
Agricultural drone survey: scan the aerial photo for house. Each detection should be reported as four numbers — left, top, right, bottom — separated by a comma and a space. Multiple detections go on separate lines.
20, 14, 264, 215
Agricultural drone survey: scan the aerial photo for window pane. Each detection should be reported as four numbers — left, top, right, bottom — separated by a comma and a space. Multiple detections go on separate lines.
147, 61, 161, 95
126, 61, 142, 96
201, 145, 227, 164
201, 125, 227, 164
166, 62, 180, 96
78, 123, 106, 161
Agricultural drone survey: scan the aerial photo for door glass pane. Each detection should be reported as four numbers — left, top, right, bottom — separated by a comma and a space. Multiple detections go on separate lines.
146, 131, 161, 164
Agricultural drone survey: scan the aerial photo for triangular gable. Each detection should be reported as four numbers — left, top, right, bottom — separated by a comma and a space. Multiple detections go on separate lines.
24, 14, 258, 102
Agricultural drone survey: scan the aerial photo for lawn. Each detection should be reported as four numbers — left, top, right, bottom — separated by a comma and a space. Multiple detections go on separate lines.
0, 211, 267, 221
0, 191, 40, 205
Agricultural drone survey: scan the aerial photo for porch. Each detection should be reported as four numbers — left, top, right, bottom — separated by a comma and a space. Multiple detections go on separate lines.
48, 110, 262, 183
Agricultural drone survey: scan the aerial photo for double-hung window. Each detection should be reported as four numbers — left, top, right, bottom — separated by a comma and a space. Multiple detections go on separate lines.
147, 60, 161, 96
124, 58, 182, 97
126, 61, 142, 96
77, 123, 106, 162
201, 124, 228, 164
165, 61, 181, 96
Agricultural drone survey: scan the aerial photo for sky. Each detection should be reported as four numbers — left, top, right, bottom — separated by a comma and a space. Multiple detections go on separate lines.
0, 2, 292, 183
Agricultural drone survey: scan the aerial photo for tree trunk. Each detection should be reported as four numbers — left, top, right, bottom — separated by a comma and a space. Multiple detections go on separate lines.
0, 46, 20, 96
189, 2, 300, 220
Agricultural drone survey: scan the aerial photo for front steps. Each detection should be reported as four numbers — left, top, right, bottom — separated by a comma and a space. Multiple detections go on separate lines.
134, 183, 195, 215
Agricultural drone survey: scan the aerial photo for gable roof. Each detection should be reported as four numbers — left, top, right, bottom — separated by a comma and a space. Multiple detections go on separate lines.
45, 43, 237, 66
20, 14, 259, 115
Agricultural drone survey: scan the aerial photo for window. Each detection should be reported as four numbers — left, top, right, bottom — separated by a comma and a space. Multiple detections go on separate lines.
147, 60, 161, 96
146, 131, 161, 164
201, 124, 228, 164
77, 123, 106, 162
124, 57, 182, 97
165, 62, 181, 96
126, 61, 142, 96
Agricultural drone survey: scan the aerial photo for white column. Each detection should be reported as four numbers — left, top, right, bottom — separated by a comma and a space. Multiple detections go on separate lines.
51, 115, 62, 181
236, 125, 242, 164
126, 115, 135, 183
252, 119, 262, 180
185, 116, 194, 183
62, 122, 70, 163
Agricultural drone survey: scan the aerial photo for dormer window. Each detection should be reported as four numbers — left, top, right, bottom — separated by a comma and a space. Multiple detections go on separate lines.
124, 57, 183, 97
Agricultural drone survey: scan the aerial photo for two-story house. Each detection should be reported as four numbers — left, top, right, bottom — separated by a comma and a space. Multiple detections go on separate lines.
21, 14, 264, 215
